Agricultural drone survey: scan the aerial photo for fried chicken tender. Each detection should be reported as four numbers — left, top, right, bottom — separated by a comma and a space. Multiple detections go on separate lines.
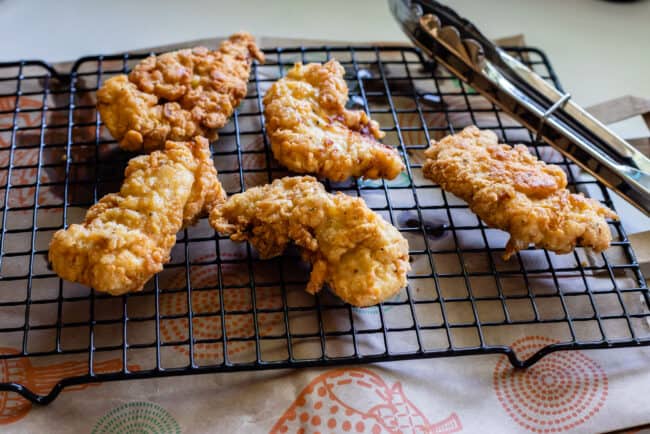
48, 137, 226, 295
263, 60, 404, 181
422, 126, 618, 259
209, 176, 410, 306
97, 32, 264, 152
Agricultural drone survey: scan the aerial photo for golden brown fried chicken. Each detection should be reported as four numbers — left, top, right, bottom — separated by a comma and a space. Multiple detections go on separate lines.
263, 60, 404, 182
422, 126, 618, 260
209, 176, 410, 306
97, 32, 264, 152
48, 137, 225, 295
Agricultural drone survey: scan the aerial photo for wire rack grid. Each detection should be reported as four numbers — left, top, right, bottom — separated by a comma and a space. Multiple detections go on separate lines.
0, 44, 648, 405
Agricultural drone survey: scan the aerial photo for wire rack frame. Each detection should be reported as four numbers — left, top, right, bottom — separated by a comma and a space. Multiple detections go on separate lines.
0, 45, 648, 405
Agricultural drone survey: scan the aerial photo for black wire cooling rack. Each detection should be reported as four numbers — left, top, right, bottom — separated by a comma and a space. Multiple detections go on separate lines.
0, 44, 648, 405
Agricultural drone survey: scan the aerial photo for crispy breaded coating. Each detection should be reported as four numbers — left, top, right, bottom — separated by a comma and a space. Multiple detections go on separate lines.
422, 126, 618, 259
48, 137, 225, 295
209, 176, 410, 307
263, 60, 404, 182
97, 32, 264, 152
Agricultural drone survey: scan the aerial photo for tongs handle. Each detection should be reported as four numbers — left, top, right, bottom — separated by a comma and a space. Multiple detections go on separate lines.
389, 0, 650, 215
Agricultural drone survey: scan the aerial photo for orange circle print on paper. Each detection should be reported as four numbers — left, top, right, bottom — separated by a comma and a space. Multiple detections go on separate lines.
0, 96, 63, 211
159, 254, 283, 364
270, 368, 462, 434
493, 336, 608, 433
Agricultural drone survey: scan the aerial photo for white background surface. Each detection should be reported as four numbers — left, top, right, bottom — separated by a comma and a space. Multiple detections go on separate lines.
1, 0, 648, 107
1, 0, 648, 228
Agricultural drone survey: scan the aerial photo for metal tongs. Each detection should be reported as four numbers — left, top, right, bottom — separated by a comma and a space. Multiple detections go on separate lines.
389, 0, 650, 215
